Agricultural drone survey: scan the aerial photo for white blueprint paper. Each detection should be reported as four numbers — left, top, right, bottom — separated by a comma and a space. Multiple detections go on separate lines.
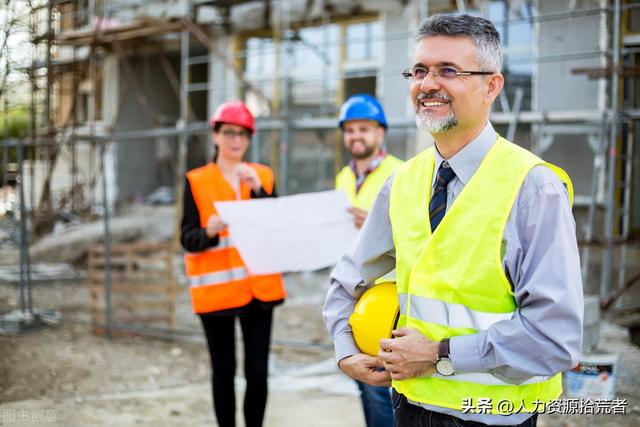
214, 190, 358, 275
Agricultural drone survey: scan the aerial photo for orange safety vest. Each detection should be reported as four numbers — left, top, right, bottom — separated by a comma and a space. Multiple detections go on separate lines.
184, 162, 286, 314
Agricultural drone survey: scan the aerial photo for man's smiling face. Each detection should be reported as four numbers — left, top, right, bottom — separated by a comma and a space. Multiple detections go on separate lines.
411, 35, 492, 136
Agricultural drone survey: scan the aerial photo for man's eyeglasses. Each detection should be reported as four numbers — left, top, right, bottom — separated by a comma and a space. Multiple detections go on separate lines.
402, 66, 494, 82
219, 129, 251, 139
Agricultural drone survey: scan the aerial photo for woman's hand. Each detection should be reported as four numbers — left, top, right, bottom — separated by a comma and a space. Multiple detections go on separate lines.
206, 215, 227, 238
236, 163, 262, 192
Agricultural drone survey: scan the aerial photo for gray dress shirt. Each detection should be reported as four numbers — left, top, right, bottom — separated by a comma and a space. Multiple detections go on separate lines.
322, 122, 584, 425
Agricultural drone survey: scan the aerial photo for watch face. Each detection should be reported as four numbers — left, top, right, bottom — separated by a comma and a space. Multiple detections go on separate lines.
436, 358, 455, 376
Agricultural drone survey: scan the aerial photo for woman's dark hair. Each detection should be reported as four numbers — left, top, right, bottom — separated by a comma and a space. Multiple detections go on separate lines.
211, 122, 222, 162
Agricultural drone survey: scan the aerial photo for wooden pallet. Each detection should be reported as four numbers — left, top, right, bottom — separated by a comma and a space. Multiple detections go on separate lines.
88, 241, 178, 337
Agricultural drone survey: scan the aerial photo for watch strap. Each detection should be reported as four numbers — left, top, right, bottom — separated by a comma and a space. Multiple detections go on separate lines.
438, 337, 451, 359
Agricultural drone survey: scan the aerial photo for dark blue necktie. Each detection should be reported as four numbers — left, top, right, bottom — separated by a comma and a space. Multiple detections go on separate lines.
429, 163, 456, 232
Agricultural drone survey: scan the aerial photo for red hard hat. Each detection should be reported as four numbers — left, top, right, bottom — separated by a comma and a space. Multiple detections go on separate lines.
208, 100, 255, 134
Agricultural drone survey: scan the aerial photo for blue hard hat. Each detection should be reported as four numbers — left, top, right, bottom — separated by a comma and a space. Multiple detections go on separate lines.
338, 94, 387, 129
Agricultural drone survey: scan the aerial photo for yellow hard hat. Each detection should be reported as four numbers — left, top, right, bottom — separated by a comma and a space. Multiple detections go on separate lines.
349, 282, 399, 356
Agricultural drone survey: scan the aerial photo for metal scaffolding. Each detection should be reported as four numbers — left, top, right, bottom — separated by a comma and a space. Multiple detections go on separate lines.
1, 0, 639, 337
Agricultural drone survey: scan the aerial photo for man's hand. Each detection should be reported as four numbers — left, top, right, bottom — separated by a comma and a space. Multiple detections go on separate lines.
378, 327, 438, 380
205, 215, 227, 238
347, 207, 368, 229
338, 353, 391, 387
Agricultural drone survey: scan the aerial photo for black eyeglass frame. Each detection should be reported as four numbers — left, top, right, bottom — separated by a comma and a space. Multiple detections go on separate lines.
218, 128, 252, 139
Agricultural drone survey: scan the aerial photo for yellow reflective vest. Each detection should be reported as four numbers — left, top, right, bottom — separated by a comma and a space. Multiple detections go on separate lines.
336, 154, 404, 211
388, 136, 573, 414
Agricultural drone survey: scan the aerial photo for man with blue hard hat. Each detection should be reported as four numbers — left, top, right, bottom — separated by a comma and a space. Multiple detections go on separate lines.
335, 94, 404, 229
333, 94, 404, 427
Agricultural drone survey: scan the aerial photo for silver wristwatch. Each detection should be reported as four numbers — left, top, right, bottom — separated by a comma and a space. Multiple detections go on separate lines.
435, 337, 455, 376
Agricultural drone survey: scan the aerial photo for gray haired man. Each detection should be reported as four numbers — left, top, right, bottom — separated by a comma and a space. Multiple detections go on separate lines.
323, 13, 582, 427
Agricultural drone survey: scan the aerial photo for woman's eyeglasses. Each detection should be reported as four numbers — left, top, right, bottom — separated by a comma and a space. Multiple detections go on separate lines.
219, 129, 251, 139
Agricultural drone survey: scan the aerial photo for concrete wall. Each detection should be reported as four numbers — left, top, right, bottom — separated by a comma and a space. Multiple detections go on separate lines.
533, 0, 607, 112
113, 55, 181, 203
532, 0, 607, 203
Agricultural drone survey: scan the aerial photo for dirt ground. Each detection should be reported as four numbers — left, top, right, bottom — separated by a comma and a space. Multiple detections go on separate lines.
1, 263, 640, 426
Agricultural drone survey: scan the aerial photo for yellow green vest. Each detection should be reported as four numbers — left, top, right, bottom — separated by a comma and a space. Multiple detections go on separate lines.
336, 154, 404, 211
388, 136, 573, 414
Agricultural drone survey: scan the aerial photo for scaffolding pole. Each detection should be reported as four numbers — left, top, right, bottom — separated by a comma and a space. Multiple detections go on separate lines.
172, 1, 192, 250
600, 0, 621, 300
0, 139, 57, 335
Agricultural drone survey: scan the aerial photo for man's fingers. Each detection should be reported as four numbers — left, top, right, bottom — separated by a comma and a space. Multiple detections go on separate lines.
377, 347, 392, 361
379, 337, 395, 352
391, 327, 413, 337
339, 353, 380, 378
346, 207, 359, 216
347, 207, 367, 216
365, 369, 392, 387
389, 370, 408, 381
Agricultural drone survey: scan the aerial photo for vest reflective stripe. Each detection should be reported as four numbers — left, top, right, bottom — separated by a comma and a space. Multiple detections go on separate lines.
398, 294, 514, 330
189, 266, 248, 287
335, 155, 404, 211
398, 293, 408, 315
389, 136, 572, 413
409, 295, 515, 331
433, 371, 551, 386
184, 162, 286, 313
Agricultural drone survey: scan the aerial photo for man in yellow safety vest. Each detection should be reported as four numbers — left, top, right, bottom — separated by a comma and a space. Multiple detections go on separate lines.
336, 94, 404, 228
324, 13, 583, 427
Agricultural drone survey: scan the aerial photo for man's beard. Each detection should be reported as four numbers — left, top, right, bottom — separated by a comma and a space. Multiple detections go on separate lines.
415, 112, 458, 134
415, 92, 458, 134
349, 141, 377, 159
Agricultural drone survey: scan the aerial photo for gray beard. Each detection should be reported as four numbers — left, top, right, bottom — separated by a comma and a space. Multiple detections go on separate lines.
415, 111, 458, 134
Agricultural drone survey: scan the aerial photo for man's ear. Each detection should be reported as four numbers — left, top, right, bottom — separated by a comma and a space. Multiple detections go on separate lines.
377, 126, 385, 144
485, 73, 505, 105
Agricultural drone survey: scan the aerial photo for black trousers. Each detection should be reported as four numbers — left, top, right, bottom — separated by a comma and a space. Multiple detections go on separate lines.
200, 299, 273, 427
393, 392, 538, 427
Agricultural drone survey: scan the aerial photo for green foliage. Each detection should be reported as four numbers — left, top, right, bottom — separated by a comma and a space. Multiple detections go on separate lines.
0, 106, 29, 139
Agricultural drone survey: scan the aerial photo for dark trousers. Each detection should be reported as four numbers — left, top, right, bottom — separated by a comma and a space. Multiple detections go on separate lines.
200, 299, 273, 427
393, 392, 538, 427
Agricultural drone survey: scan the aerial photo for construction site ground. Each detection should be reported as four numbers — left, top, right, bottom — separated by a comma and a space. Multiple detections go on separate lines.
1, 255, 640, 426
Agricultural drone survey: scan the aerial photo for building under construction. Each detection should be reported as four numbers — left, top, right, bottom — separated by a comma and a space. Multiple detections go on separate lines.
2, 2, 640, 424
1, 0, 639, 335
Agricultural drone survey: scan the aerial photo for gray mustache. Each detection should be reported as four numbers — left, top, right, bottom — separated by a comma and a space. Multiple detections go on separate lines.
417, 92, 452, 102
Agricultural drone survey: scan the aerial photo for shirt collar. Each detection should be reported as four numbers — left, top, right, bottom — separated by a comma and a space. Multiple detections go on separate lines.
349, 149, 387, 179
432, 121, 498, 187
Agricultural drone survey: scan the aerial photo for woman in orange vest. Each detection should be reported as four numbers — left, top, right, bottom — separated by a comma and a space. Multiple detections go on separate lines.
180, 100, 286, 427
